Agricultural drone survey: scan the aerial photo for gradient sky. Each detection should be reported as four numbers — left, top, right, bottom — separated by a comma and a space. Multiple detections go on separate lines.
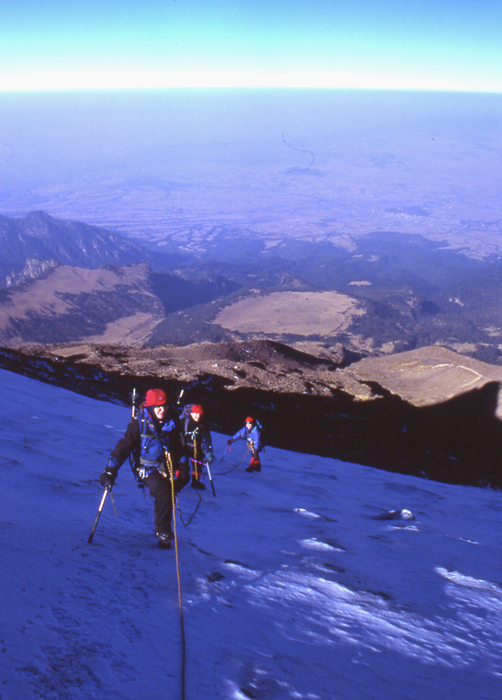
1, 0, 501, 93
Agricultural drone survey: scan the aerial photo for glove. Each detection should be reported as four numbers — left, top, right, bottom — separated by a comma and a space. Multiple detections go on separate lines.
206, 452, 215, 464
227, 439, 233, 445
99, 470, 116, 488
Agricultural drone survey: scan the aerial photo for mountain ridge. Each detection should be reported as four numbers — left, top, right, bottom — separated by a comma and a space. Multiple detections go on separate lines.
3, 211, 502, 365
0, 210, 172, 285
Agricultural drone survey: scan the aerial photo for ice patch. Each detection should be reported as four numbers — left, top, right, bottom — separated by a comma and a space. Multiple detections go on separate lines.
372, 509, 415, 520
300, 538, 345, 552
436, 568, 502, 596
294, 508, 321, 519
223, 560, 262, 580
248, 569, 502, 671
387, 524, 421, 532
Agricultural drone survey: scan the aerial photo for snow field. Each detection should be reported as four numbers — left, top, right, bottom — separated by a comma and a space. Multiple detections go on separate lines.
1, 367, 502, 699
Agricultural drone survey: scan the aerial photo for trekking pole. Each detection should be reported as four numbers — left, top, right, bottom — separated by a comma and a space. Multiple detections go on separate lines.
88, 486, 111, 544
220, 445, 230, 461
131, 387, 138, 418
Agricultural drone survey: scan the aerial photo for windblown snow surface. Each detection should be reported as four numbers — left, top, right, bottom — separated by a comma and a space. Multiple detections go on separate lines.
1, 367, 502, 700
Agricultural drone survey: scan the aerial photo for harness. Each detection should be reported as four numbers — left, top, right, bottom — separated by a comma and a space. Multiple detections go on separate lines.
243, 423, 263, 452
184, 418, 201, 444
183, 414, 202, 480
131, 409, 177, 481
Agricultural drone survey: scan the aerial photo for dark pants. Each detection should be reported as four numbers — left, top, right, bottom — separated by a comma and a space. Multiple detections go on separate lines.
144, 469, 189, 535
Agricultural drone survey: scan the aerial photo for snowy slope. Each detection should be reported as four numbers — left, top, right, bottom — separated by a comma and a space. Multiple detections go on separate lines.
1, 367, 502, 700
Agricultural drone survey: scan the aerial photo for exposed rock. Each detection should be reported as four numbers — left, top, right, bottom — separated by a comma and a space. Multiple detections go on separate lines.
6, 257, 61, 288
1, 340, 501, 488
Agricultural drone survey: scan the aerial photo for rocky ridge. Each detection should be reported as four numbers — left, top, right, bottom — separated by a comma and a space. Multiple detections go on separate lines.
1, 339, 501, 488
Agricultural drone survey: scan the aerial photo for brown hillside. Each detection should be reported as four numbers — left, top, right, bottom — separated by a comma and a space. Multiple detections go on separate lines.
0, 262, 164, 346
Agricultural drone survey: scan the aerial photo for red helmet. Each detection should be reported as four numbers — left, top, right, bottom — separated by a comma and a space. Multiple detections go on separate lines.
245, 416, 254, 424
191, 404, 203, 415
144, 389, 167, 407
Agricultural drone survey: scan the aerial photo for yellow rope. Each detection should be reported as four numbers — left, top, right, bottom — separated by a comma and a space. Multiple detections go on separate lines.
164, 450, 186, 700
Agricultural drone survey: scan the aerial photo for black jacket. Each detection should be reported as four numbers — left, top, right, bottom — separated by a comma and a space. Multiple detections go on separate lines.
107, 406, 187, 479
181, 408, 213, 461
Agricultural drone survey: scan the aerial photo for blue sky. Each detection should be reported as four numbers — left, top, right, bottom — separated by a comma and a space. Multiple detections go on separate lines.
1, 0, 501, 92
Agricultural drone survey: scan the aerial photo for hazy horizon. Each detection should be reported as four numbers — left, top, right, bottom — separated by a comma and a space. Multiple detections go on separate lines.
1, 88, 501, 261
2, 87, 501, 175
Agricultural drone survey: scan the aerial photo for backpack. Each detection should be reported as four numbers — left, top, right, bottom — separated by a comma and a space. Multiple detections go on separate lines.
255, 419, 265, 451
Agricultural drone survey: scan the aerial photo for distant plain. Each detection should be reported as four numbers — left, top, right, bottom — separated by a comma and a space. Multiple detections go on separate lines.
1, 90, 501, 251
1, 89, 502, 359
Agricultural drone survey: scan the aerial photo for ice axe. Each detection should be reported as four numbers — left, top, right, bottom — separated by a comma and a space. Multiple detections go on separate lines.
204, 460, 216, 497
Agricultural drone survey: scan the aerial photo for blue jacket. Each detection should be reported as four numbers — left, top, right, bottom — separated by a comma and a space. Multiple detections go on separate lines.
232, 425, 262, 452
